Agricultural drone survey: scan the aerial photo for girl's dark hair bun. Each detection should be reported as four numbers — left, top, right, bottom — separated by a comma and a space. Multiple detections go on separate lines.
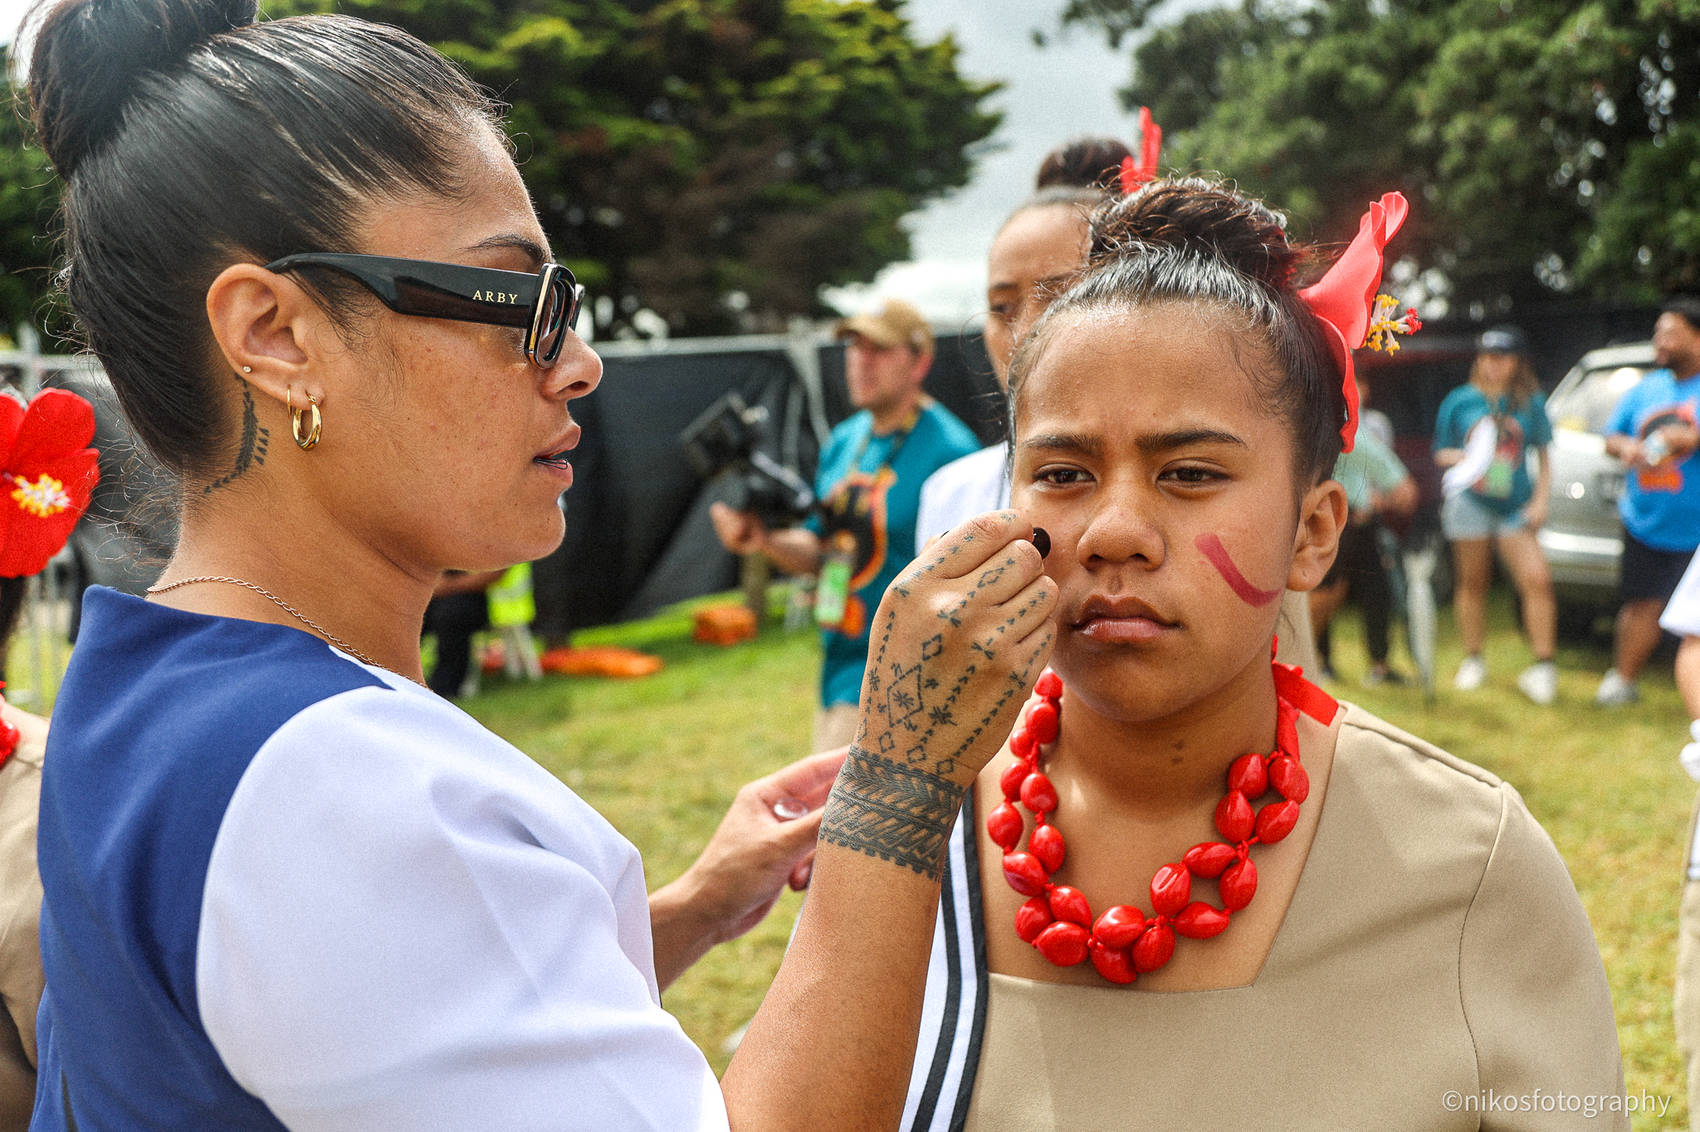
1089, 177, 1303, 292
26, 0, 257, 179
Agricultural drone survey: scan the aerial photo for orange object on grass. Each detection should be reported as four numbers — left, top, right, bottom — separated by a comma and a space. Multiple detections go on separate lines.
539, 645, 663, 678
692, 604, 757, 646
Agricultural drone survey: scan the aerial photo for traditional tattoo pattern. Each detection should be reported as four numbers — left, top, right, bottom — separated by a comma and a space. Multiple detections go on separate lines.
204, 374, 270, 493
822, 745, 961, 879
834, 529, 1055, 874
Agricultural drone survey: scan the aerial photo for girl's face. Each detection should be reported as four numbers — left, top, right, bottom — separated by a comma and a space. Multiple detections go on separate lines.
1012, 302, 1340, 723
1475, 351, 1518, 393
319, 124, 602, 577
984, 205, 1090, 389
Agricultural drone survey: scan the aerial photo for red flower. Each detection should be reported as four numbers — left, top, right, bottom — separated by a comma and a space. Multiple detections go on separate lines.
0, 388, 99, 578
1118, 106, 1164, 194
1298, 192, 1410, 452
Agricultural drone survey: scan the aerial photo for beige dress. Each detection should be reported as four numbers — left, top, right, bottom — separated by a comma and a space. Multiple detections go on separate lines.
0, 723, 44, 1131
904, 704, 1625, 1131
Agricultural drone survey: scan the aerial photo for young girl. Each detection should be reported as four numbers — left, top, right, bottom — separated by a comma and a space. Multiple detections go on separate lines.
1434, 326, 1559, 703
902, 181, 1623, 1129
915, 124, 1319, 673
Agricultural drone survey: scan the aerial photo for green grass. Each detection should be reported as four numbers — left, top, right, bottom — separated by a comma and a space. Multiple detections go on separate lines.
454, 588, 1692, 1116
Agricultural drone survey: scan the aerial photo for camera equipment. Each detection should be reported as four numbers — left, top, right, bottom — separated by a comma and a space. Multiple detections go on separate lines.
680, 392, 817, 528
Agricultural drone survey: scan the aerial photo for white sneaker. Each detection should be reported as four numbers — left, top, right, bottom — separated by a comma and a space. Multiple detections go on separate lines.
1453, 655, 1487, 691
1516, 661, 1558, 705
1594, 668, 1639, 707
1685, 722, 1700, 782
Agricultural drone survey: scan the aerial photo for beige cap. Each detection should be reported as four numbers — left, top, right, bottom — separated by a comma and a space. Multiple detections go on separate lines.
834, 299, 933, 355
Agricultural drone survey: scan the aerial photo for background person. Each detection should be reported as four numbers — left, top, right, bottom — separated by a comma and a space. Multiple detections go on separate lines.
422, 567, 503, 698
22, 1, 1057, 1126
1663, 548, 1700, 1123
711, 299, 978, 751
1433, 325, 1560, 704
901, 179, 1622, 1130
1307, 413, 1418, 685
1595, 296, 1700, 706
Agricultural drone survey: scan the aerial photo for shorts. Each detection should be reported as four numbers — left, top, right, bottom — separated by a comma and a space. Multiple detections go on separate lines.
1621, 528, 1696, 604
1440, 490, 1528, 541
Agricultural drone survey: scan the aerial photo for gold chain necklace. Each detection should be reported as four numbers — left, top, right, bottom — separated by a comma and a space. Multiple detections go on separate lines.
145, 575, 379, 667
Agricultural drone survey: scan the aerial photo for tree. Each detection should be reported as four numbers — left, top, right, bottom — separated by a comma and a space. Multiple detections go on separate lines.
268, 0, 1003, 337
0, 46, 65, 345
1066, 0, 1700, 309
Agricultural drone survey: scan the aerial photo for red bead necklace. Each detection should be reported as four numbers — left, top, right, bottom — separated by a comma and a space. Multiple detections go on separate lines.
986, 665, 1311, 985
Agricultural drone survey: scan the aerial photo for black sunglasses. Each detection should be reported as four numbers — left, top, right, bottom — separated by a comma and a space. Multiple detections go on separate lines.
264, 252, 585, 368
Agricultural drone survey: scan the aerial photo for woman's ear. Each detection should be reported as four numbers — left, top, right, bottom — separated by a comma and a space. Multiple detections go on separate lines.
1288, 479, 1347, 593
204, 264, 324, 409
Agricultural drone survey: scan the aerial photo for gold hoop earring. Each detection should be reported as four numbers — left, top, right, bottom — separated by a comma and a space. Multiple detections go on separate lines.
289, 389, 322, 451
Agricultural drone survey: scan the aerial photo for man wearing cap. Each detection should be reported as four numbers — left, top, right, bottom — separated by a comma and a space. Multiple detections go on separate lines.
1595, 296, 1700, 706
711, 299, 979, 749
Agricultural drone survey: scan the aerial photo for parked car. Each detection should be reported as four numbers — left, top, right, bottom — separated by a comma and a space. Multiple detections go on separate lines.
1537, 342, 1657, 630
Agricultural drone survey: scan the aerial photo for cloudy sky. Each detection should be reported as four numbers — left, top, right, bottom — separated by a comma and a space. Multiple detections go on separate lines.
2, 0, 1173, 328
825, 0, 1148, 326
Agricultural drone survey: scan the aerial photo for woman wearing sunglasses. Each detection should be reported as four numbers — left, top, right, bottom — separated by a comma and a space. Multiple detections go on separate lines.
21, 0, 1057, 1128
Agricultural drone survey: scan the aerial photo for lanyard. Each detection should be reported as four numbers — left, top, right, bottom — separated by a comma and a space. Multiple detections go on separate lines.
847, 403, 922, 478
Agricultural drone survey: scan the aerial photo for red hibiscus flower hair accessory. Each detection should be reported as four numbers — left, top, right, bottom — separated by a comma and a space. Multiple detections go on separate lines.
1118, 106, 1163, 195
1297, 191, 1419, 452
0, 388, 99, 578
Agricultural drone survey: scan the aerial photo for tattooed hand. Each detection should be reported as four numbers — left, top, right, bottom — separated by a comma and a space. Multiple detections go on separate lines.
821, 510, 1056, 878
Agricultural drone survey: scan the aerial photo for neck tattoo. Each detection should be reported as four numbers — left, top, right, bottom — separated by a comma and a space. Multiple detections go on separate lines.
987, 659, 1319, 985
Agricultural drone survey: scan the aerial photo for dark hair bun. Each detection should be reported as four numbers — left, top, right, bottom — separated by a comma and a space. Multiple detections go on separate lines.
1035, 136, 1135, 193
1089, 177, 1303, 292
26, 0, 257, 178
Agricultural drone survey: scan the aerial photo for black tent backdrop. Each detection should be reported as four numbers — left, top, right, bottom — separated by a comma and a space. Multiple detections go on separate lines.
531, 330, 1003, 638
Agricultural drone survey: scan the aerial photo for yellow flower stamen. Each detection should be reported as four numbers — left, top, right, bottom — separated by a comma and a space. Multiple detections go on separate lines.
11, 473, 71, 518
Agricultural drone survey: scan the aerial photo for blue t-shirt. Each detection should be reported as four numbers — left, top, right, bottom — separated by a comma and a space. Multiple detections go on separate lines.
1433, 385, 1553, 515
34, 588, 727, 1130
808, 401, 979, 707
1607, 367, 1700, 552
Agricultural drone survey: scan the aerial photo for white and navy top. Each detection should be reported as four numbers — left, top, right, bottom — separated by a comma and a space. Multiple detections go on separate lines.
33, 587, 728, 1131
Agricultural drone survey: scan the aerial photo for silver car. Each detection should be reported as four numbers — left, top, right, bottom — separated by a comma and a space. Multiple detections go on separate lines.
1537, 342, 1657, 627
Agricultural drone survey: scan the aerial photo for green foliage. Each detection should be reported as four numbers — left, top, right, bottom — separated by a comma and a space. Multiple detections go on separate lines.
0, 47, 65, 344
1069, 0, 1700, 307
266, 0, 1002, 337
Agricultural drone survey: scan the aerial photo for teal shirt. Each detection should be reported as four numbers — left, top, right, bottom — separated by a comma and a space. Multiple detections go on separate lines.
808, 401, 979, 707
1331, 429, 1409, 514
1433, 385, 1552, 515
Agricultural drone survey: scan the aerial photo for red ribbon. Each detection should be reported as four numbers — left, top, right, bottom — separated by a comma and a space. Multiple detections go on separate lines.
1297, 191, 1409, 452
1118, 106, 1163, 195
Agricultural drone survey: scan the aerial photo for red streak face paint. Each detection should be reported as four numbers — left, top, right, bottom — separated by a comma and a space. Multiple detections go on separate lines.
1196, 533, 1282, 607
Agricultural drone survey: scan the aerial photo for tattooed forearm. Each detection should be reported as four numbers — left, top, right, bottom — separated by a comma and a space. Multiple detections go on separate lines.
204, 373, 269, 493
821, 746, 961, 880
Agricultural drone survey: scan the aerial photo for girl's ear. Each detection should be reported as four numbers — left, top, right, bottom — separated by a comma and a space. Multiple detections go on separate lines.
1288, 479, 1347, 593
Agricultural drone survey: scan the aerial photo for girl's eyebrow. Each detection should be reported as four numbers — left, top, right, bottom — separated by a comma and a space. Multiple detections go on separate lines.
1137, 428, 1246, 454
1020, 428, 1245, 458
1022, 432, 1101, 457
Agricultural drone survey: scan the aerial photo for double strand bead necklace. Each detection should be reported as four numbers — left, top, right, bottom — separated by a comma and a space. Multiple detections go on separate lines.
987, 665, 1311, 985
